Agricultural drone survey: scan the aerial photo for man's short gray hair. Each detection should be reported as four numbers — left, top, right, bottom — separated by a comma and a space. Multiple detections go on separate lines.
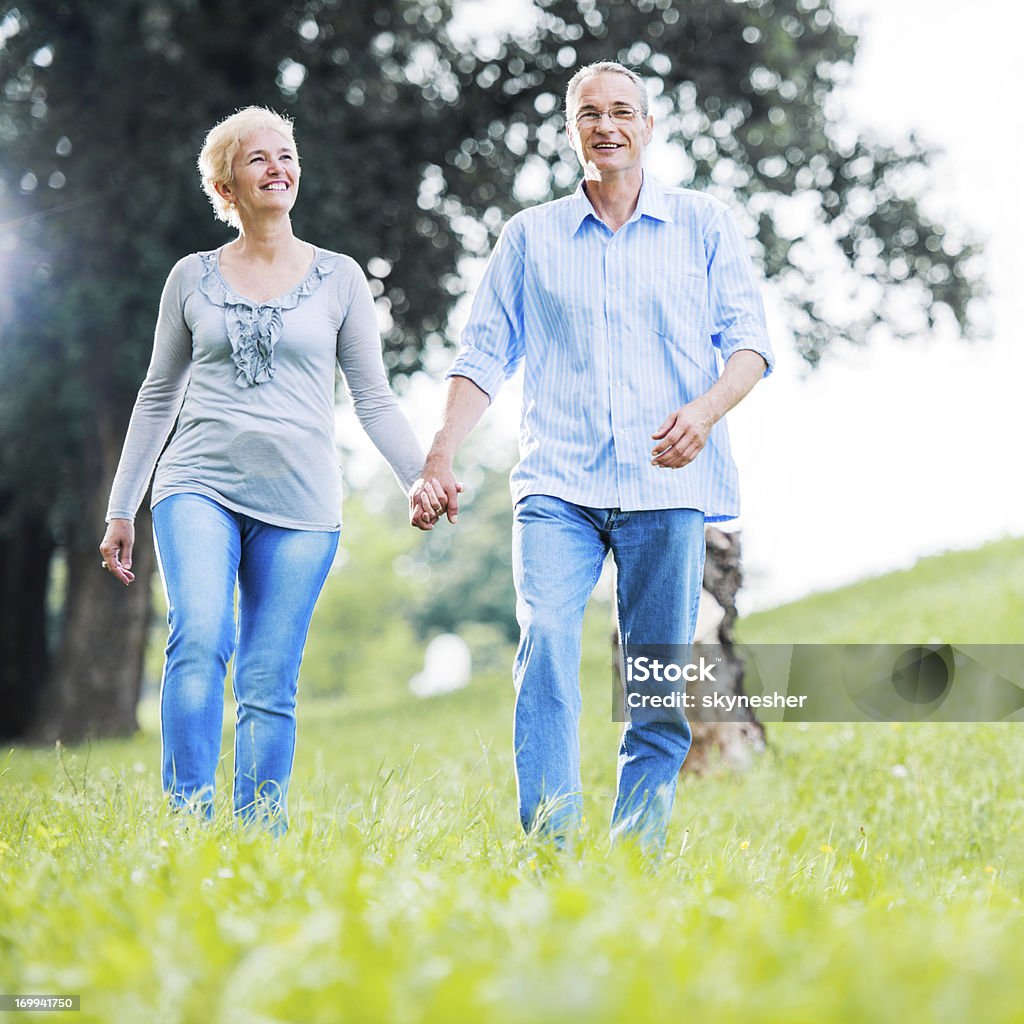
565, 61, 650, 123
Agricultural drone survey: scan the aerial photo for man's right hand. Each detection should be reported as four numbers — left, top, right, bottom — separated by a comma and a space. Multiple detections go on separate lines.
409, 459, 464, 531
409, 376, 488, 531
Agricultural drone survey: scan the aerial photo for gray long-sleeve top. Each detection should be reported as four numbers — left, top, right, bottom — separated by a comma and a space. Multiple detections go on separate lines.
106, 246, 424, 530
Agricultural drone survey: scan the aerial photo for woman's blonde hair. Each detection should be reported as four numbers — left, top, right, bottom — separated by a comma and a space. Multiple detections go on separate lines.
197, 107, 297, 229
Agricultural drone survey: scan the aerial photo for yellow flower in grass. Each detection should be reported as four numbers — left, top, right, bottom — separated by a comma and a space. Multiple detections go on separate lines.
740, 841, 750, 850
820, 844, 834, 853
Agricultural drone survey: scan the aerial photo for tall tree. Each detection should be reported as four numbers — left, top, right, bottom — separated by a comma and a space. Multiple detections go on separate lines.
0, 0, 982, 741
0, 0, 478, 738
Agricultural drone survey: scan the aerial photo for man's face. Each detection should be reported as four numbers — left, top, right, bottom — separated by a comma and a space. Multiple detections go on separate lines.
568, 72, 653, 180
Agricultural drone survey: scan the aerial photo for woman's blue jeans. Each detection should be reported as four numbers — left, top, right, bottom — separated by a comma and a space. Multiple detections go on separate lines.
152, 493, 338, 832
512, 494, 706, 850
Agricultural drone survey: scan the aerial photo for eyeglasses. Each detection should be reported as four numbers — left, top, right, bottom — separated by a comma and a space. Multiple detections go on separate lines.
574, 106, 640, 128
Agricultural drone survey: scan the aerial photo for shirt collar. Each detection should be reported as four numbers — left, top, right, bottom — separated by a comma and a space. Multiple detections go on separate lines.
569, 172, 674, 235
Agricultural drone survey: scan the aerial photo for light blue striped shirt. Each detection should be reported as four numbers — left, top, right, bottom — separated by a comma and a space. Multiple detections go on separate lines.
447, 174, 773, 521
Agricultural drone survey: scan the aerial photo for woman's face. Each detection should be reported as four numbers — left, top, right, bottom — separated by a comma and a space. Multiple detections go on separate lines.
219, 129, 300, 222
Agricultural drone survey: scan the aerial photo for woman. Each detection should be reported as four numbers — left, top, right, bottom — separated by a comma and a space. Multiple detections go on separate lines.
100, 107, 426, 832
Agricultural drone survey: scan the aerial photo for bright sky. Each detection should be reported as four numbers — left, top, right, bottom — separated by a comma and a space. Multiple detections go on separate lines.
733, 0, 1024, 608
342, 0, 1024, 612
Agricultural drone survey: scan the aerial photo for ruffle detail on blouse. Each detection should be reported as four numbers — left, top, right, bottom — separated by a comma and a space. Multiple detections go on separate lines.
198, 249, 337, 389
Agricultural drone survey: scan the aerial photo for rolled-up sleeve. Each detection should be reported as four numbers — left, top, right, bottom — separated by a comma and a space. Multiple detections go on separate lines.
446, 218, 526, 400
705, 208, 774, 376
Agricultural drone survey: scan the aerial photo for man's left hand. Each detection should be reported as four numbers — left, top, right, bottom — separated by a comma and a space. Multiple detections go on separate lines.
651, 397, 717, 469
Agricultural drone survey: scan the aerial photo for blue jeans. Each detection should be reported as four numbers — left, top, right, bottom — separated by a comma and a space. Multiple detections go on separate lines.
512, 494, 705, 850
152, 493, 338, 832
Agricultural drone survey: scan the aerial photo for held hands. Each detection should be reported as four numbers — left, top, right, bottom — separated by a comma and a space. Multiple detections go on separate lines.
651, 396, 718, 469
409, 458, 465, 531
99, 519, 136, 585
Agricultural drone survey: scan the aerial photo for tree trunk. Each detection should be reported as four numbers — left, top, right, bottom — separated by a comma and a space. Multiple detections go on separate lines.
611, 526, 767, 774
36, 514, 155, 742
0, 507, 55, 741
33, 412, 156, 743
683, 527, 766, 774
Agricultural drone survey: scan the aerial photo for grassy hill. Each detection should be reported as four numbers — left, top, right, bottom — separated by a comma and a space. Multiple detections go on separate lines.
738, 535, 1024, 644
2, 538, 1023, 1023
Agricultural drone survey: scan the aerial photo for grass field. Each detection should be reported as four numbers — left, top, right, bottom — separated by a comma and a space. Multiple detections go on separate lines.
2, 538, 1023, 1023
738, 534, 1024, 644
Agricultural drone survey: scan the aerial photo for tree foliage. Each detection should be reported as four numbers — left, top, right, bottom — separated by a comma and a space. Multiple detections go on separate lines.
0, 0, 983, 739
409, 461, 519, 645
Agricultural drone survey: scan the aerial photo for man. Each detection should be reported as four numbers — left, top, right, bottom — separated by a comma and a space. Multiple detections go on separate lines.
410, 61, 773, 850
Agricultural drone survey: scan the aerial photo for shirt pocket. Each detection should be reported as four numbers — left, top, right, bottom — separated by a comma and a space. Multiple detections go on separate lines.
645, 265, 708, 337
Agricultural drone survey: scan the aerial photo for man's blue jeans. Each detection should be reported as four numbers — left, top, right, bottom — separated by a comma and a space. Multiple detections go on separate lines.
152, 493, 338, 832
512, 494, 705, 849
